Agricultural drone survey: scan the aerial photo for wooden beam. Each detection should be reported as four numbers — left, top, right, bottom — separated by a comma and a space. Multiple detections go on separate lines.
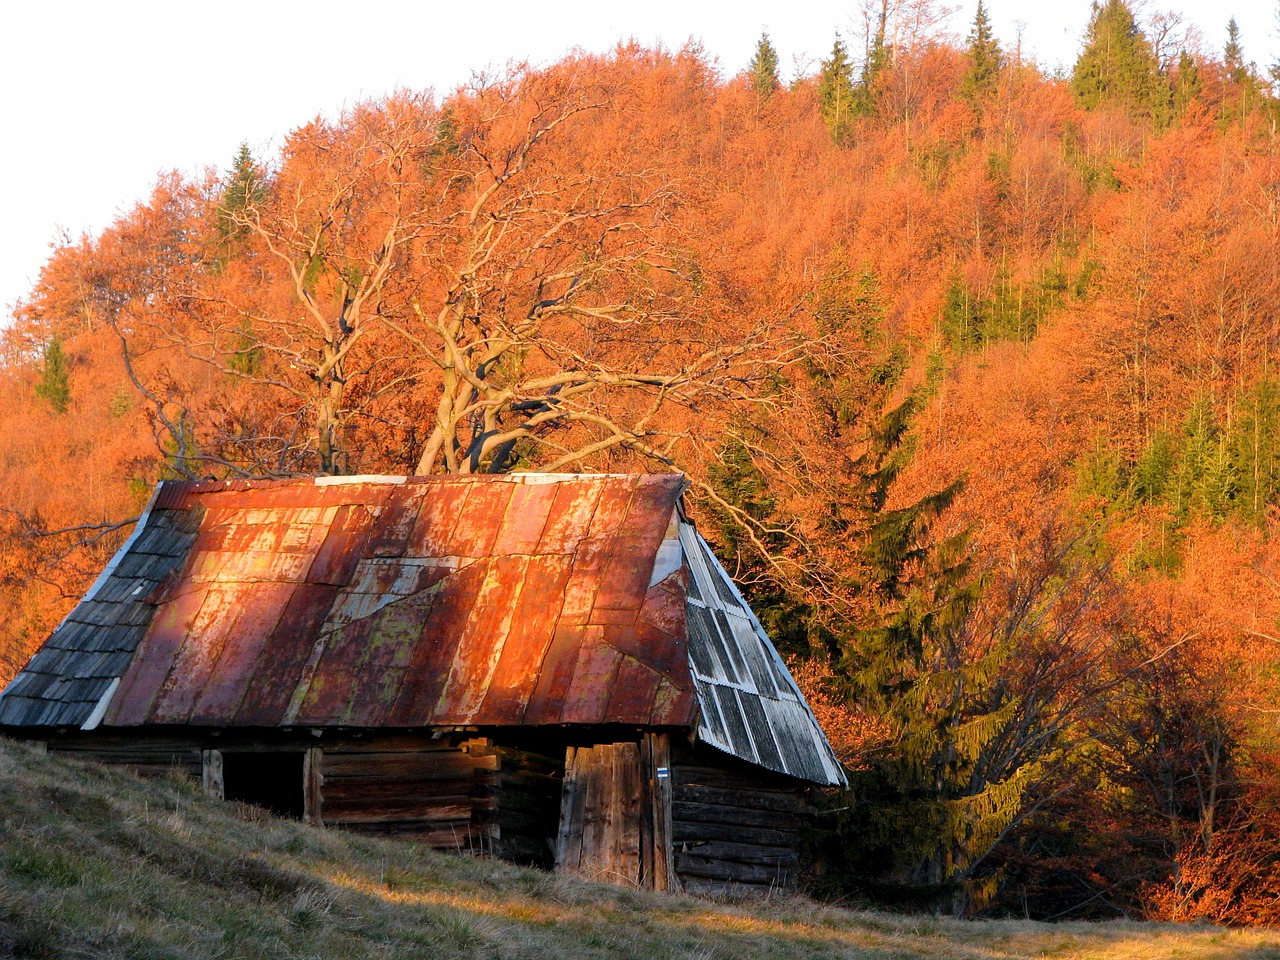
641, 732, 676, 892
304, 746, 323, 826
201, 748, 224, 800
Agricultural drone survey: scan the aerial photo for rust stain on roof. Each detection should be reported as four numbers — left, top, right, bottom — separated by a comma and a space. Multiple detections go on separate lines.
103, 474, 694, 729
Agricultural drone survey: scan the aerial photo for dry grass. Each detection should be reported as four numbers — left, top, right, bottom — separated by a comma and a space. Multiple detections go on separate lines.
1, 737, 1279, 959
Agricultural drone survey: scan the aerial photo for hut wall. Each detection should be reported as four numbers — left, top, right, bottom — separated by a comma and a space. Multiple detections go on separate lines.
491, 745, 562, 868
316, 735, 499, 850
22, 728, 813, 897
41, 733, 203, 780
670, 744, 807, 896
22, 729, 565, 861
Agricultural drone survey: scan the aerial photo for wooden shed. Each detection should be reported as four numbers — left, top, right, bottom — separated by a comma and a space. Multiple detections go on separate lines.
0, 474, 846, 895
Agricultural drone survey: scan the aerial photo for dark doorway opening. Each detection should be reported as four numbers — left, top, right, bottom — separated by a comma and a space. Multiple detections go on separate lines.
221, 751, 305, 819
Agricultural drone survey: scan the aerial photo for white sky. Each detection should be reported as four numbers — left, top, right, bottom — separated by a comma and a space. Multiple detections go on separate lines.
3, 0, 1276, 326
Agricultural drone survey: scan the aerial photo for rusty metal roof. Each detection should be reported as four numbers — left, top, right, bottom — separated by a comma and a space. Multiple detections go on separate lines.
0, 474, 847, 785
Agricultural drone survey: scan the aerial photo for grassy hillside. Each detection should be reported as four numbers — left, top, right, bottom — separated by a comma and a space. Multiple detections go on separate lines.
0, 740, 1277, 960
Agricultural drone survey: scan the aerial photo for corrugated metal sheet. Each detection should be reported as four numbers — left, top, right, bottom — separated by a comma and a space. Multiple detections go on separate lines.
0, 473, 847, 786
678, 522, 848, 787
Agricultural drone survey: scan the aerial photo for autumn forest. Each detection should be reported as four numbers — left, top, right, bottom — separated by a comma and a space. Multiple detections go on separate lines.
5, 0, 1280, 924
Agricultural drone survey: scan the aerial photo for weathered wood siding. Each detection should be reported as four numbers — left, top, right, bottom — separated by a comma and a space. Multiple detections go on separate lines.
671, 747, 807, 896
554, 734, 674, 890
318, 736, 498, 850
556, 741, 644, 885
492, 746, 562, 868
43, 733, 203, 780
639, 733, 675, 892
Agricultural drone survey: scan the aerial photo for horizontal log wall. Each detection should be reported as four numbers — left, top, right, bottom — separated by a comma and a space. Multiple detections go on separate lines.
21, 729, 565, 863
42, 734, 203, 780
319, 736, 498, 851
671, 753, 806, 897
491, 746, 562, 868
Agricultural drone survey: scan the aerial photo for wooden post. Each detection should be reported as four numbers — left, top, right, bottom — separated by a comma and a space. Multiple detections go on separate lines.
641, 732, 676, 892
555, 746, 585, 874
303, 746, 324, 826
201, 748, 224, 800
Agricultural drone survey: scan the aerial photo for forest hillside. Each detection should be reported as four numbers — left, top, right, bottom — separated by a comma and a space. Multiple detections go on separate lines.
5, 0, 1280, 922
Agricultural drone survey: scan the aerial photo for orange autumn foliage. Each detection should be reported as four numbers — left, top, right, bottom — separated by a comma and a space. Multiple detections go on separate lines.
3, 33, 1280, 920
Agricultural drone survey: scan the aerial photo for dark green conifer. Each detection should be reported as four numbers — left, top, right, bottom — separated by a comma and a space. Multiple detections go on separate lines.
941, 276, 983, 350
1071, 0, 1166, 123
749, 32, 781, 102
960, 0, 1003, 105
860, 5, 891, 100
1173, 50, 1202, 116
1224, 18, 1247, 84
819, 36, 857, 143
216, 143, 266, 251
35, 335, 70, 414
1132, 430, 1175, 505
1231, 379, 1280, 524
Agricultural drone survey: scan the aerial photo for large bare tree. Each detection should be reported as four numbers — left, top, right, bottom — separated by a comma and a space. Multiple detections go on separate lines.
115, 66, 779, 477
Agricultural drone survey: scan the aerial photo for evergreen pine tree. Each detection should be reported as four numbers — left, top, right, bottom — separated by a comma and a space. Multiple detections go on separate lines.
819, 35, 857, 143
1173, 50, 1202, 116
960, 0, 1003, 106
1216, 18, 1266, 120
855, 7, 891, 117
35, 335, 70, 414
835, 394, 1032, 910
1224, 18, 1247, 84
216, 143, 266, 251
749, 32, 781, 102
1170, 397, 1239, 521
1231, 378, 1280, 524
941, 276, 984, 350
1071, 0, 1167, 123
1132, 431, 1175, 505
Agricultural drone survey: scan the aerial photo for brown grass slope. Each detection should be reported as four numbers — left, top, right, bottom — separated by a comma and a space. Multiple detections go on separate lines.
2, 738, 1279, 960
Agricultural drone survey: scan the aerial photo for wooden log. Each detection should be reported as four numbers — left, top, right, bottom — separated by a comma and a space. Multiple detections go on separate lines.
640, 732, 675, 893
554, 746, 585, 874
323, 800, 481, 824
672, 840, 798, 866
320, 742, 465, 757
619, 742, 642, 884
672, 801, 799, 830
304, 746, 323, 826
672, 820, 797, 847
674, 855, 792, 885
322, 777, 495, 804
320, 752, 499, 779
671, 782, 801, 813
672, 764, 797, 792
334, 822, 486, 848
